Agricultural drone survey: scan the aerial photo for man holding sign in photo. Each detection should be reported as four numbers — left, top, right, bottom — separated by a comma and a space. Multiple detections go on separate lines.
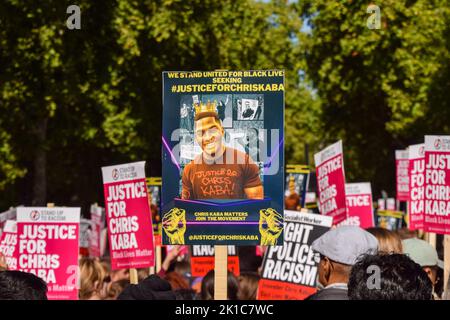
181, 101, 264, 200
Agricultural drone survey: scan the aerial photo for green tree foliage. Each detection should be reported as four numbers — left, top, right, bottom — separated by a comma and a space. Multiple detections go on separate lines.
0, 0, 318, 209
300, 0, 450, 195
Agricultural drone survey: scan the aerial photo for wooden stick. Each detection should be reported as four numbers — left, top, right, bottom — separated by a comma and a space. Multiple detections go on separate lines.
149, 266, 155, 275
129, 268, 139, 284
214, 245, 228, 300
47, 203, 55, 208
156, 245, 162, 273
444, 235, 450, 298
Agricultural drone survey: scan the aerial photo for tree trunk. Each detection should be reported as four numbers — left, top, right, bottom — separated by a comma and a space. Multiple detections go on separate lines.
32, 118, 47, 206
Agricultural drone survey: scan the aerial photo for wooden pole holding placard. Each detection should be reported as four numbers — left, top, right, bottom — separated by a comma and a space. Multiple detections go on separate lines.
47, 203, 55, 208
444, 235, 450, 299
428, 232, 436, 249
214, 245, 228, 300
129, 268, 138, 284
156, 245, 162, 273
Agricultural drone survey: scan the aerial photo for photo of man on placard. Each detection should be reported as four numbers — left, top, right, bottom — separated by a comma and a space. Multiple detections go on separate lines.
181, 100, 264, 200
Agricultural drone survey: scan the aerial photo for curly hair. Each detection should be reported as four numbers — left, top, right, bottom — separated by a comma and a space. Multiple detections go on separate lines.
348, 253, 432, 300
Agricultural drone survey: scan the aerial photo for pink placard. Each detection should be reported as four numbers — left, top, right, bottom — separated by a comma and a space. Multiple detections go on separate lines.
102, 161, 155, 269
0, 220, 17, 270
345, 183, 374, 229
424, 136, 450, 234
314, 141, 347, 224
408, 143, 425, 230
17, 207, 80, 300
396, 150, 410, 201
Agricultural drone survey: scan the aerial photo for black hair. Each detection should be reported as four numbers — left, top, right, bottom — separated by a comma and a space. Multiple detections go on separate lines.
200, 270, 239, 300
0, 270, 48, 300
348, 253, 432, 300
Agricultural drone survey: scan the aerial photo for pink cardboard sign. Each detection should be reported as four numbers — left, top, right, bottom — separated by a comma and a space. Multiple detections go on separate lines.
102, 161, 155, 269
396, 150, 410, 201
0, 220, 17, 270
17, 207, 80, 300
424, 135, 450, 234
345, 183, 374, 229
408, 143, 425, 230
314, 141, 347, 224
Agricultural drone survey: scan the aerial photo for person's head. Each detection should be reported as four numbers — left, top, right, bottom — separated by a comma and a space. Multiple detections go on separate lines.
111, 268, 130, 282
285, 193, 300, 210
402, 238, 443, 286
200, 270, 239, 300
103, 279, 129, 300
312, 226, 378, 287
0, 270, 48, 300
79, 257, 107, 300
237, 272, 260, 300
194, 102, 225, 160
174, 288, 197, 300
348, 253, 432, 300
366, 227, 403, 254
173, 261, 191, 284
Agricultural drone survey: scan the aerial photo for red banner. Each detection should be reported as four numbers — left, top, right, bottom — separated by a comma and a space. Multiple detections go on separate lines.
424, 135, 450, 234
345, 183, 374, 229
190, 245, 239, 277
396, 150, 410, 201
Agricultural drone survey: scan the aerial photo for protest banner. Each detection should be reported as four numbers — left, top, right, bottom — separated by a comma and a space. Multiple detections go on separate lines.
146, 177, 163, 271
102, 161, 155, 270
285, 165, 310, 210
79, 218, 91, 257
17, 207, 80, 300
257, 210, 333, 300
396, 150, 410, 201
423, 135, 450, 235
387, 198, 396, 211
0, 220, 17, 270
343, 183, 374, 229
0, 207, 17, 238
376, 210, 404, 231
377, 199, 385, 211
190, 245, 239, 277
89, 204, 105, 258
161, 70, 284, 246
314, 140, 347, 225
408, 143, 425, 230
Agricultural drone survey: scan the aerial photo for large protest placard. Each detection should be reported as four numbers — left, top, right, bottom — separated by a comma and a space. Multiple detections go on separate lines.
17, 207, 80, 300
314, 140, 347, 224
424, 135, 450, 234
257, 211, 333, 300
0, 220, 17, 270
408, 143, 425, 230
396, 150, 410, 201
102, 161, 155, 269
285, 165, 310, 210
344, 183, 374, 229
190, 245, 239, 277
89, 204, 105, 258
162, 70, 284, 245
79, 218, 91, 257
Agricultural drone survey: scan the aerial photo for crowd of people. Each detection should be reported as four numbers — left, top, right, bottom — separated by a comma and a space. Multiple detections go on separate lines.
0, 225, 447, 300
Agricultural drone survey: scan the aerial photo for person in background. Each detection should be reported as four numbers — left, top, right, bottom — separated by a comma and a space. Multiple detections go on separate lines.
402, 238, 444, 299
200, 270, 239, 300
117, 275, 175, 300
99, 256, 130, 283
0, 270, 48, 300
237, 272, 260, 300
305, 226, 378, 300
165, 271, 190, 290
79, 257, 108, 300
348, 253, 432, 300
367, 227, 403, 254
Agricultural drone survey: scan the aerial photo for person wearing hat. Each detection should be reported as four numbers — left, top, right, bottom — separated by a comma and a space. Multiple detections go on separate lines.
305, 226, 379, 300
402, 238, 443, 299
